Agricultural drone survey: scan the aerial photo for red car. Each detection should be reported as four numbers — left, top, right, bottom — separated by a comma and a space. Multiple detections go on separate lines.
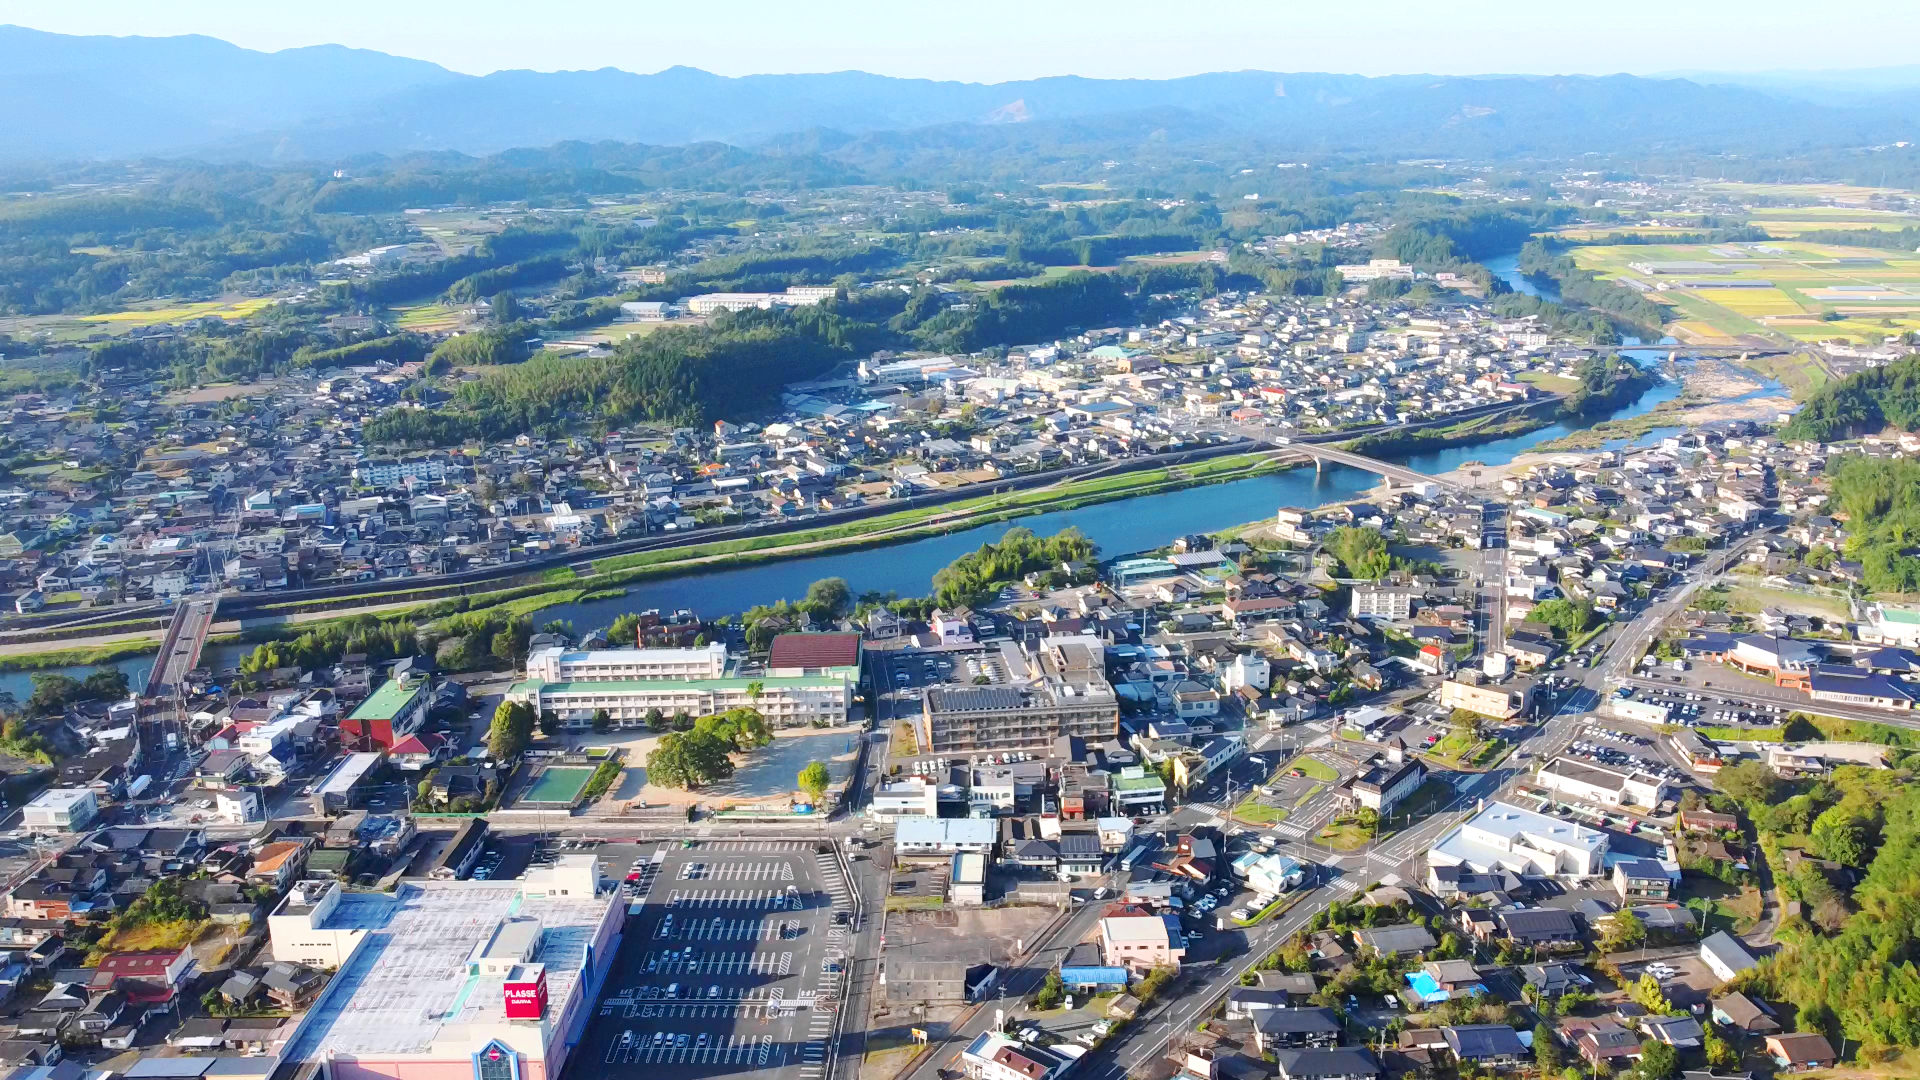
625, 871, 642, 883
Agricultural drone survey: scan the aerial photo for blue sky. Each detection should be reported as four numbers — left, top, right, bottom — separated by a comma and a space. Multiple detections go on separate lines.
7, 0, 1919, 82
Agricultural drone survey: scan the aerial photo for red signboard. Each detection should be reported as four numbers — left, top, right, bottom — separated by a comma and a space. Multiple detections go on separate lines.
503, 969, 548, 1020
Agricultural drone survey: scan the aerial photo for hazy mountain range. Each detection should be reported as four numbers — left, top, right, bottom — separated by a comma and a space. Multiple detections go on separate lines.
6, 23, 1919, 163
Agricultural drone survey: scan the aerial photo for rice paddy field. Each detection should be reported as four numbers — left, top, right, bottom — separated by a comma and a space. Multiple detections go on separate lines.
79, 297, 277, 327
1569, 238, 1920, 346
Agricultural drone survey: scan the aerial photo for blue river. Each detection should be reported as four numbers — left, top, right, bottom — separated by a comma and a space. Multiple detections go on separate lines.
10, 262, 1759, 692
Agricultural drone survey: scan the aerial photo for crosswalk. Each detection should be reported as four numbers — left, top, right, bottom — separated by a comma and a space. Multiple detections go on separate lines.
1324, 877, 1360, 897
1267, 820, 1310, 838
669, 887, 805, 910
605, 1032, 775, 1065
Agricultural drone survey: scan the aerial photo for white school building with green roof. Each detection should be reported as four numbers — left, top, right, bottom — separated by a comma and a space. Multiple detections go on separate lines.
508, 675, 853, 728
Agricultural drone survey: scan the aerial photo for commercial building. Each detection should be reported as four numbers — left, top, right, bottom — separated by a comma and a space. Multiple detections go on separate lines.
1428, 800, 1610, 879
313, 752, 385, 814
1438, 677, 1533, 720
1337, 753, 1427, 817
509, 674, 851, 729
950, 852, 987, 906
1100, 912, 1187, 972
894, 817, 997, 858
1534, 756, 1669, 809
1110, 767, 1168, 814
22, 787, 97, 831
1232, 851, 1307, 896
1607, 696, 1671, 725
340, 676, 430, 750
274, 857, 620, 1080
868, 778, 941, 820
524, 644, 728, 682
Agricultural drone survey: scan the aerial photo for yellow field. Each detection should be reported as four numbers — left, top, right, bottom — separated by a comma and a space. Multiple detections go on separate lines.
391, 303, 465, 331
81, 297, 276, 326
1693, 288, 1807, 317
1705, 181, 1912, 201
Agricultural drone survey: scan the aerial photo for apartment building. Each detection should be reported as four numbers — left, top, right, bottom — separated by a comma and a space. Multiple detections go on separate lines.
922, 642, 1118, 753
1350, 584, 1418, 621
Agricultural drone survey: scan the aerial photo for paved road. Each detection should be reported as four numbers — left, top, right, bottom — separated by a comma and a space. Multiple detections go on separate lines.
1071, 879, 1350, 1080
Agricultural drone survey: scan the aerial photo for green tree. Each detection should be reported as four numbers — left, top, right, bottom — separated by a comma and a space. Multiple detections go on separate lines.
646, 729, 737, 789
1716, 759, 1783, 807
1530, 598, 1597, 638
538, 709, 560, 736
804, 577, 853, 621
1634, 1039, 1678, 1080
608, 612, 642, 647
1811, 806, 1873, 867
1323, 526, 1389, 579
591, 708, 613, 734
1703, 1030, 1738, 1069
798, 760, 831, 804
644, 706, 666, 731
1034, 971, 1064, 1009
488, 700, 536, 761
1601, 910, 1646, 955
1533, 1022, 1562, 1073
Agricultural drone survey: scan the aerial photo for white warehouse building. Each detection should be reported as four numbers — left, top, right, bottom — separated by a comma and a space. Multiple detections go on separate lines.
1427, 800, 1610, 879
1534, 756, 1669, 809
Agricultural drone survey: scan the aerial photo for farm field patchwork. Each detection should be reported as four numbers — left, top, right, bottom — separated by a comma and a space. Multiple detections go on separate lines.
1571, 239, 1920, 344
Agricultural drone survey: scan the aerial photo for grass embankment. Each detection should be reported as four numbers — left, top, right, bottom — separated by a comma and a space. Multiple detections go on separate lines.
0, 637, 159, 671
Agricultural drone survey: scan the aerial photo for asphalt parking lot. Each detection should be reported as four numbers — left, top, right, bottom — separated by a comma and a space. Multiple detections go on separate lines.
571, 839, 855, 1080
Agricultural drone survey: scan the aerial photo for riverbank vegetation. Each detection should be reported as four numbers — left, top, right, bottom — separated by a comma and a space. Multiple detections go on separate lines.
932, 527, 1096, 609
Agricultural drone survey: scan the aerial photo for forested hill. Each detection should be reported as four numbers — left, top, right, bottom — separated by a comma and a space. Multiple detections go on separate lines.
1780, 353, 1920, 442
5, 24, 1920, 162
362, 261, 1256, 448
